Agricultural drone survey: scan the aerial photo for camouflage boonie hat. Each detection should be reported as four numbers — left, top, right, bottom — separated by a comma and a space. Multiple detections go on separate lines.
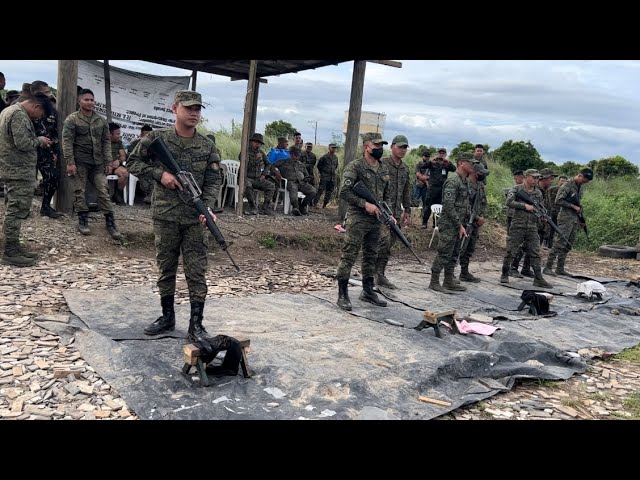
539, 168, 557, 179
249, 133, 264, 144
174, 90, 205, 108
457, 152, 473, 162
361, 132, 388, 145
391, 135, 409, 147
524, 168, 541, 177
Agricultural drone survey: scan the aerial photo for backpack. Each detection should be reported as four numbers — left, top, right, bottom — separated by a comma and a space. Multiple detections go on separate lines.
195, 335, 243, 377
517, 290, 553, 315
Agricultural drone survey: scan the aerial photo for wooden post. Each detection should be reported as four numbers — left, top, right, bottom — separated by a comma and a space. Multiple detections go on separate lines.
236, 60, 257, 217
104, 60, 112, 123
55, 60, 79, 214
191, 70, 197, 91
338, 60, 366, 221
249, 75, 260, 138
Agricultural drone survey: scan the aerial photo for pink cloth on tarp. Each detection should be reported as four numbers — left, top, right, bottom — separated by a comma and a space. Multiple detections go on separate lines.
455, 320, 499, 336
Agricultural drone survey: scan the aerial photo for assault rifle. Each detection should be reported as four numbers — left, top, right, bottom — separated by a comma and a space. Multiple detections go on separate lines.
563, 192, 589, 240
461, 188, 481, 251
149, 137, 240, 272
351, 181, 422, 264
514, 188, 572, 247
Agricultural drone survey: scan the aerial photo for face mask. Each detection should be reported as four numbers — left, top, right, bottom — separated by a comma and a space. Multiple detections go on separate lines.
370, 147, 384, 160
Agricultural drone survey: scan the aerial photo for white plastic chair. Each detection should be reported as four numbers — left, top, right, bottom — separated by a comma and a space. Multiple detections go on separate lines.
124, 173, 138, 206
220, 160, 240, 207
274, 178, 290, 214
428, 203, 443, 248
106, 174, 119, 201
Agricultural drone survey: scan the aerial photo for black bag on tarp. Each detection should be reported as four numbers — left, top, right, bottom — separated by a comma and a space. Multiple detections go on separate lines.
194, 335, 242, 377
518, 290, 552, 315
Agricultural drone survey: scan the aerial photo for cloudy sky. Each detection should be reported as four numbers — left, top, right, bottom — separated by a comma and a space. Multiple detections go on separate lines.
2, 60, 639, 166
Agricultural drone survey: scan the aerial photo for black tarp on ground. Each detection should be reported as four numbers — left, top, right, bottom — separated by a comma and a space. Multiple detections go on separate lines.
54, 261, 640, 420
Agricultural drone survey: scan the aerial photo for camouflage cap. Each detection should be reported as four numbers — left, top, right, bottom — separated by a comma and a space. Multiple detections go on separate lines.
580, 168, 593, 180
249, 133, 265, 144
512, 170, 524, 176
524, 168, 541, 177
361, 132, 388, 145
457, 152, 473, 162
174, 90, 205, 108
5, 90, 19, 100
391, 134, 409, 147
539, 168, 558, 179
437, 147, 447, 153
558, 174, 568, 180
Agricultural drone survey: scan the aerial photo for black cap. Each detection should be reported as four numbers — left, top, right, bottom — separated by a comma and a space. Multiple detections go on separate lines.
512, 170, 524, 176
580, 168, 593, 180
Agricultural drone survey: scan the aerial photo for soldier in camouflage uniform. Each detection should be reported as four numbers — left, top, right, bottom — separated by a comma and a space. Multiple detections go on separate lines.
457, 161, 489, 283
127, 125, 154, 204
241, 132, 275, 215
423, 148, 455, 228
544, 174, 567, 248
544, 168, 593, 276
313, 143, 339, 208
472, 144, 490, 185
300, 142, 317, 186
29, 81, 64, 219
108, 122, 129, 205
0, 94, 54, 266
429, 153, 474, 293
335, 132, 392, 311
374, 135, 412, 290
127, 90, 223, 344
274, 146, 316, 215
500, 169, 552, 287
62, 88, 122, 240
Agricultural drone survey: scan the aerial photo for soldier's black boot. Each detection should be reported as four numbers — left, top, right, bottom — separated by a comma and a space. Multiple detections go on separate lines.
1, 242, 36, 267
337, 278, 352, 311
500, 261, 510, 283
105, 212, 122, 241
40, 194, 64, 219
543, 255, 557, 276
429, 270, 447, 292
16, 244, 39, 260
533, 267, 553, 288
443, 270, 467, 291
144, 295, 176, 335
359, 277, 387, 307
244, 196, 257, 215
78, 212, 91, 236
555, 256, 571, 276
188, 301, 209, 343
459, 265, 481, 283
260, 199, 275, 216
520, 255, 534, 277
299, 197, 310, 215
375, 261, 397, 289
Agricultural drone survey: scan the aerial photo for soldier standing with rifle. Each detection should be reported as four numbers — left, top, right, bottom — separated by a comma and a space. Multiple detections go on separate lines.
429, 153, 474, 293
335, 132, 392, 311
544, 174, 567, 248
127, 90, 223, 344
374, 135, 412, 289
500, 169, 552, 287
544, 168, 593, 276
458, 161, 489, 283
422, 148, 455, 229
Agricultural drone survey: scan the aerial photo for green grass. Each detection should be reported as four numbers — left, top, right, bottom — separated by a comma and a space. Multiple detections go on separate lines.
257, 233, 277, 249
613, 345, 640, 364
622, 392, 640, 419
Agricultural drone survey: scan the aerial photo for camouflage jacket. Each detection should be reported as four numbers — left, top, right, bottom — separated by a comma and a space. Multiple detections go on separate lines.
300, 150, 317, 177
33, 108, 60, 160
425, 159, 455, 189
507, 184, 543, 230
127, 128, 222, 224
0, 104, 40, 180
441, 171, 469, 228
555, 178, 583, 225
111, 140, 125, 164
545, 184, 561, 218
242, 145, 271, 179
62, 110, 111, 166
274, 157, 309, 184
469, 178, 487, 218
340, 156, 390, 218
381, 155, 411, 217
317, 152, 339, 181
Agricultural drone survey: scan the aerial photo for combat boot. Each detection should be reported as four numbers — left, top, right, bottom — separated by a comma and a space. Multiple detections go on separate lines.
299, 197, 311, 215
543, 255, 557, 276
105, 212, 122, 241
375, 273, 397, 289
337, 278, 352, 311
509, 266, 523, 278
78, 212, 91, 236
144, 295, 176, 335
1, 244, 35, 267
40, 195, 64, 219
143, 194, 152, 205
244, 195, 258, 215
429, 270, 447, 292
188, 301, 209, 343
291, 207, 302, 216
443, 271, 467, 291
260, 200, 275, 216
359, 277, 387, 307
533, 268, 553, 288
16, 244, 39, 259
459, 266, 481, 283
520, 256, 534, 277
500, 265, 510, 283
555, 257, 572, 276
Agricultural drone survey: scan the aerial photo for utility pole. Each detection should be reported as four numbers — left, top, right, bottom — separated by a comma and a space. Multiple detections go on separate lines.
308, 120, 318, 145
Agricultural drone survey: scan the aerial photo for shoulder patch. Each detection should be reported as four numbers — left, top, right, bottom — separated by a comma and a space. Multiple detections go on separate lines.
344, 178, 353, 186
445, 191, 453, 198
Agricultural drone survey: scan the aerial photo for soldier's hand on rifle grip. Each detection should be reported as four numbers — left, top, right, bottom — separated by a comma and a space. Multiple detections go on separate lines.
161, 171, 183, 191
364, 202, 380, 216
66, 164, 77, 177
459, 225, 467, 239
199, 207, 218, 226
524, 204, 535, 212
573, 205, 581, 213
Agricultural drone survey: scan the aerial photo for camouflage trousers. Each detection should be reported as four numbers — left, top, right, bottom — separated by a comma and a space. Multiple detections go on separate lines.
287, 181, 315, 209
72, 163, 113, 213
315, 176, 335, 206
548, 217, 579, 262
153, 219, 209, 302
459, 226, 480, 269
36, 153, 59, 198
245, 177, 275, 205
376, 223, 397, 274
503, 225, 541, 270
432, 223, 462, 274
336, 215, 381, 280
2, 179, 33, 248
136, 171, 154, 198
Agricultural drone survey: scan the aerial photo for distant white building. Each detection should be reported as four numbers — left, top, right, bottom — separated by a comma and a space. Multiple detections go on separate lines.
342, 110, 386, 142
